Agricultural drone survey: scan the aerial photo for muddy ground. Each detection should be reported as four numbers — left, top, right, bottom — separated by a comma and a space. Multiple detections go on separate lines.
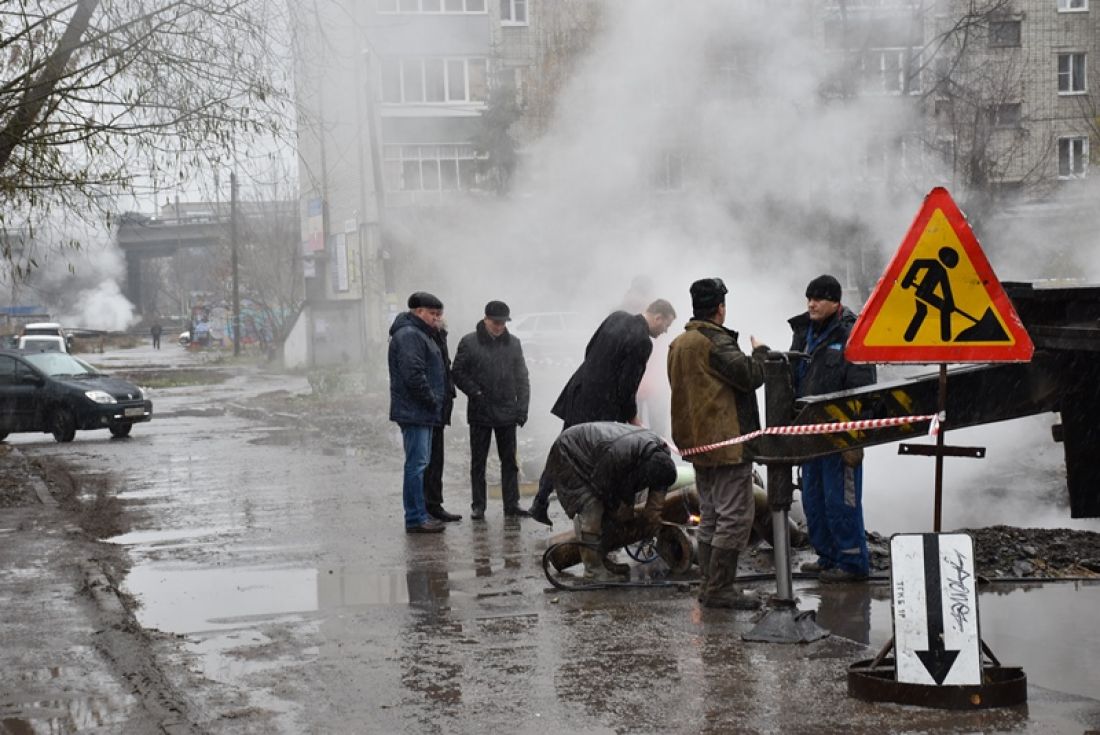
3, 365, 1099, 735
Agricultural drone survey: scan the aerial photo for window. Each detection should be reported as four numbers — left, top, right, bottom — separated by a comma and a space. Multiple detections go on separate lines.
501, 0, 527, 24
0, 356, 15, 385
1058, 0, 1087, 11
990, 103, 1022, 128
988, 20, 1021, 47
1058, 136, 1088, 178
856, 48, 920, 95
383, 145, 481, 191
1058, 53, 1086, 93
380, 58, 489, 104
378, 0, 485, 13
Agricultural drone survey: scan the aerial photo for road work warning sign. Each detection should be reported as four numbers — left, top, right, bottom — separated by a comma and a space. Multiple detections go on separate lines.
847, 187, 1033, 363
890, 533, 981, 686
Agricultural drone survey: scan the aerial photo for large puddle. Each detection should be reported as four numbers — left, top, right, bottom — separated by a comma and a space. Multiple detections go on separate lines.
122, 562, 495, 634
120, 552, 1100, 703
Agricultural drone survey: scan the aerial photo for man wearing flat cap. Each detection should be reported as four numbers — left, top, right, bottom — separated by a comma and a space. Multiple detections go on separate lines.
452, 300, 531, 520
668, 278, 767, 610
389, 292, 448, 534
788, 275, 876, 582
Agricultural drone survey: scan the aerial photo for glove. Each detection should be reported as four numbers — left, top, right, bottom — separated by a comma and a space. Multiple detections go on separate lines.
517, 415, 527, 428
612, 503, 635, 524
841, 447, 864, 468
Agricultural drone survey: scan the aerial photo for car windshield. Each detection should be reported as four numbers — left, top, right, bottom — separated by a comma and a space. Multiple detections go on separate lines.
25, 351, 100, 377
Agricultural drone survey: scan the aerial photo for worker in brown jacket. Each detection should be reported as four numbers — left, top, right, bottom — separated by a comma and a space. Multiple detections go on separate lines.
667, 278, 768, 610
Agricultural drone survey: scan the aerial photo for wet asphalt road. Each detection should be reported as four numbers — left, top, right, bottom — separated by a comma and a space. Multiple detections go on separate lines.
8, 344, 1100, 734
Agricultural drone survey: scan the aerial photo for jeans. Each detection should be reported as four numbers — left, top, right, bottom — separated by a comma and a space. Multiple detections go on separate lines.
400, 424, 433, 527
469, 424, 520, 512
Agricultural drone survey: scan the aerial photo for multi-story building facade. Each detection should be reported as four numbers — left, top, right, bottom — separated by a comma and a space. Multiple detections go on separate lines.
291, 0, 1096, 365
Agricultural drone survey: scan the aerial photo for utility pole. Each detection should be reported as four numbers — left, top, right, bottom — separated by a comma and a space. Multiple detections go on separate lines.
231, 171, 240, 357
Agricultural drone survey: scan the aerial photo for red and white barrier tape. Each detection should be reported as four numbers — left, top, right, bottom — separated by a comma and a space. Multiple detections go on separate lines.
677, 412, 942, 457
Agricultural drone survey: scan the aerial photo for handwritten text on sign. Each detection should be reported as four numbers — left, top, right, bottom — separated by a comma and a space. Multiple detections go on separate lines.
890, 533, 981, 686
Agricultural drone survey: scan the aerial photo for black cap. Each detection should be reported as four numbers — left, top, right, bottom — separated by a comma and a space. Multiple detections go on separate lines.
644, 450, 678, 491
690, 278, 728, 311
805, 275, 841, 303
484, 300, 511, 321
407, 291, 443, 310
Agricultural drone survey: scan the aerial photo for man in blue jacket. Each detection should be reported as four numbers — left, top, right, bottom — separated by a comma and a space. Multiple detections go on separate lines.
788, 275, 876, 581
389, 292, 448, 534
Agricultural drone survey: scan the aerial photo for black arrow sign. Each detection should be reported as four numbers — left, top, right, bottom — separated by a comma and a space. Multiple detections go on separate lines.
915, 534, 960, 685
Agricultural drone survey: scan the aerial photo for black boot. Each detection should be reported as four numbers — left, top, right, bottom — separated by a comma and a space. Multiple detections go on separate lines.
696, 540, 712, 603
703, 547, 761, 610
527, 498, 552, 526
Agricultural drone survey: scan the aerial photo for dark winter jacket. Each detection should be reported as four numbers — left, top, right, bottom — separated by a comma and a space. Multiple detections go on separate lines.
388, 311, 445, 427
551, 311, 652, 427
452, 320, 530, 427
546, 422, 675, 518
668, 319, 767, 466
788, 306, 876, 398
432, 326, 456, 426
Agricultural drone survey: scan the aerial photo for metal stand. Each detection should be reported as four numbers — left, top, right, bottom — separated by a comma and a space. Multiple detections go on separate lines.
848, 636, 1027, 709
744, 354, 829, 644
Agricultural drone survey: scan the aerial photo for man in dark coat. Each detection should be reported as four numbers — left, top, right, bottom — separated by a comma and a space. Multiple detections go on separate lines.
788, 275, 876, 582
545, 422, 678, 580
527, 299, 677, 525
423, 320, 460, 522
452, 300, 531, 520
389, 292, 447, 534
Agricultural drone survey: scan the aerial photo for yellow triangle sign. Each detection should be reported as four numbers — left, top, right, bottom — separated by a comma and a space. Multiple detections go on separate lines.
847, 188, 1033, 363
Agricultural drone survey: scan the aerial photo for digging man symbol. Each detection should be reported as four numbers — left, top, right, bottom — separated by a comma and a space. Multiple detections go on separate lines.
900, 245, 1010, 344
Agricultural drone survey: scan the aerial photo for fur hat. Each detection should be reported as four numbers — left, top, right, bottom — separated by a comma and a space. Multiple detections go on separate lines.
484, 300, 511, 321
407, 291, 443, 310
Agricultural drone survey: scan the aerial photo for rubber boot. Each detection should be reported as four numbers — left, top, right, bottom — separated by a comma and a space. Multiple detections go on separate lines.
578, 532, 626, 582
703, 547, 761, 610
696, 540, 712, 603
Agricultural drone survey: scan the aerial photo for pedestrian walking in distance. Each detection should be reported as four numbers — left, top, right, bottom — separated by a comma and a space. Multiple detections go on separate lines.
151, 323, 162, 349
452, 300, 531, 520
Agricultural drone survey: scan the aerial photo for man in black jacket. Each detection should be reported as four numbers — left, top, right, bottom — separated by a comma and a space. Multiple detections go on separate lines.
788, 275, 876, 582
452, 300, 531, 520
546, 422, 678, 580
527, 299, 677, 525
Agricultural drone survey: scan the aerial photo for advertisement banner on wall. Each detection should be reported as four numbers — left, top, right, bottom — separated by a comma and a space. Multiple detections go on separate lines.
303, 198, 325, 255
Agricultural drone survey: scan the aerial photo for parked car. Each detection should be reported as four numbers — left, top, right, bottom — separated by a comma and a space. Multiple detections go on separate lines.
21, 322, 72, 351
0, 349, 152, 442
18, 335, 67, 353
508, 311, 591, 362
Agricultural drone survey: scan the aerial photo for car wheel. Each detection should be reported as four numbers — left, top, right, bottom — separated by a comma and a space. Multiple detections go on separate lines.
109, 423, 132, 438
50, 407, 76, 443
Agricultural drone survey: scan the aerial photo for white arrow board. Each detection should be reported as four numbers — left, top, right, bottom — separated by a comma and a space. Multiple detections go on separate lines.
890, 533, 981, 686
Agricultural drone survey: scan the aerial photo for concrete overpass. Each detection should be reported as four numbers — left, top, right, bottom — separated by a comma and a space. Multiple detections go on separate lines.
116, 213, 227, 311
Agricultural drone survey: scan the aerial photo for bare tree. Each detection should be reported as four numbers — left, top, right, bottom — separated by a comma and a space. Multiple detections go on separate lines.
0, 0, 290, 256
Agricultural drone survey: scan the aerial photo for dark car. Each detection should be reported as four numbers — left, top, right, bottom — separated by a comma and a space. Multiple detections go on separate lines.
0, 349, 152, 442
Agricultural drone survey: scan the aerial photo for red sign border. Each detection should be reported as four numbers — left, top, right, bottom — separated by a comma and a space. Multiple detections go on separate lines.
847, 187, 1034, 364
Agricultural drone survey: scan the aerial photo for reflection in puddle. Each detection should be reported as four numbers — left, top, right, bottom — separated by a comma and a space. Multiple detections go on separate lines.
105, 526, 238, 545
802, 579, 1100, 700
0, 692, 136, 733
123, 563, 492, 635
